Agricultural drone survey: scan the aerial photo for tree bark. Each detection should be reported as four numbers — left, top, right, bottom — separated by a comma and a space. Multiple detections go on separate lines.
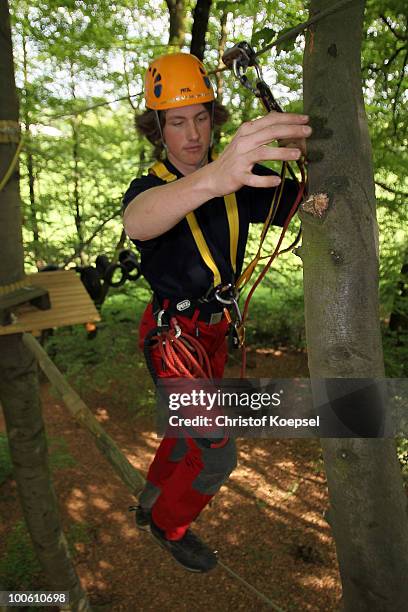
72, 121, 82, 257
165, 0, 185, 47
190, 0, 212, 61
0, 3, 90, 609
215, 10, 228, 102
301, 1, 408, 610
0, 8, 24, 286
69, 66, 86, 266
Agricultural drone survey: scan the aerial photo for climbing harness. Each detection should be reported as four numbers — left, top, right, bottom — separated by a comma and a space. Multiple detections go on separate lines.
147, 156, 243, 379
145, 43, 306, 379
149, 157, 239, 288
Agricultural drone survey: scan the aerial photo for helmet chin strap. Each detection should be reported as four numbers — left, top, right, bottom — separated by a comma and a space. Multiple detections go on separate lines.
154, 110, 168, 153
210, 100, 215, 148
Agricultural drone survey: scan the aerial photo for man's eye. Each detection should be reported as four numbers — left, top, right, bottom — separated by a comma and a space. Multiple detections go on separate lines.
198, 115, 208, 122
171, 122, 183, 126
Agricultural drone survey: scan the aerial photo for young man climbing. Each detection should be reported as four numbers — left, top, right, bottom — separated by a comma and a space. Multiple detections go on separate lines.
123, 53, 311, 573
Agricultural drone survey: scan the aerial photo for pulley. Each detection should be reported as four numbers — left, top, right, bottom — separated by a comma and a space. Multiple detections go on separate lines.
222, 41, 283, 113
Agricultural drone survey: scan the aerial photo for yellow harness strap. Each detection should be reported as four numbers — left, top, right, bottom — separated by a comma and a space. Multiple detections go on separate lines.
149, 161, 178, 183
149, 158, 239, 288
185, 214, 222, 286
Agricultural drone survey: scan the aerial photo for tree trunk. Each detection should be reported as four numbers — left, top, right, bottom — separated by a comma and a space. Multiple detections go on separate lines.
165, 0, 185, 47
215, 10, 228, 102
190, 0, 212, 61
69, 64, 86, 266
0, 3, 90, 610
0, 13, 24, 285
300, 1, 408, 610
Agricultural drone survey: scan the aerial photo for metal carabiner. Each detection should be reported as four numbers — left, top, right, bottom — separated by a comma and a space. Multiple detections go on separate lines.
157, 309, 167, 328
214, 284, 243, 325
230, 296, 243, 325
170, 316, 182, 338
214, 283, 236, 305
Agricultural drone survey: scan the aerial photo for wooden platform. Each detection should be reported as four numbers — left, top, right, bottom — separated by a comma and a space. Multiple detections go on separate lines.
0, 270, 100, 336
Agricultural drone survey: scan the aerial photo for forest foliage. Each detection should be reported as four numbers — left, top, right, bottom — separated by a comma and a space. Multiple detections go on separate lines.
6, 0, 408, 373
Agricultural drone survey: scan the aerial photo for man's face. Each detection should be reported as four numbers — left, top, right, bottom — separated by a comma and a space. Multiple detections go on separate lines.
162, 104, 211, 174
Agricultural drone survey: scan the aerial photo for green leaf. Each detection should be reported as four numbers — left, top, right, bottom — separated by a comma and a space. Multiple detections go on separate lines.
275, 26, 299, 55
251, 27, 276, 49
217, 1, 239, 14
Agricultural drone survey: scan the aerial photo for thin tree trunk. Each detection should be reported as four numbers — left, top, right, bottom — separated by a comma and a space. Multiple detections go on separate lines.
22, 26, 40, 262
71, 118, 85, 264
0, 17, 24, 285
300, 1, 408, 610
114, 147, 146, 259
190, 0, 212, 61
0, 3, 90, 610
215, 10, 228, 102
0, 340, 91, 612
165, 0, 185, 47
69, 65, 86, 266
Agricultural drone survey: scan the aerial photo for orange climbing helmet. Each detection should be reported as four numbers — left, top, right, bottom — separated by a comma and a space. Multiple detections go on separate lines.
144, 53, 215, 110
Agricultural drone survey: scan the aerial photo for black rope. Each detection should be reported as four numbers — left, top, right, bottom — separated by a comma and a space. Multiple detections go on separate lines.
40, 90, 144, 123
210, 0, 356, 76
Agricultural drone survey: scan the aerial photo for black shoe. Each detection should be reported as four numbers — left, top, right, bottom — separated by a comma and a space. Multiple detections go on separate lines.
150, 518, 218, 573
129, 505, 151, 532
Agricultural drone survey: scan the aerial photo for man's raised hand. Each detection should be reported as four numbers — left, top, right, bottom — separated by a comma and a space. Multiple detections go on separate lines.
209, 112, 312, 196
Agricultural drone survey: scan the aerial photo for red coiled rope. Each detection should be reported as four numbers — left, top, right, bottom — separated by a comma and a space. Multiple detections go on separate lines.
153, 320, 213, 379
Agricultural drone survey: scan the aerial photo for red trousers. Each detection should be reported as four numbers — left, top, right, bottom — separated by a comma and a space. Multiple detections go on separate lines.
138, 302, 234, 540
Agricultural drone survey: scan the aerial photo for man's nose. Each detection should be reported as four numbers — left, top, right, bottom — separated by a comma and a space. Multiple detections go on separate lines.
186, 120, 200, 140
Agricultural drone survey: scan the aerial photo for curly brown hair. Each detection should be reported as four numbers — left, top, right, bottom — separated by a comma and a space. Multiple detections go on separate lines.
135, 101, 229, 160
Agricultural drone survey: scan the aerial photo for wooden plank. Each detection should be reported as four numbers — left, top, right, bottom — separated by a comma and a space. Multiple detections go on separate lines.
0, 270, 100, 335
0, 286, 50, 325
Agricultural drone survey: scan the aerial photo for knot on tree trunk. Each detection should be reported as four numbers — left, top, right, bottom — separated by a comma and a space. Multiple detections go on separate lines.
301, 193, 329, 218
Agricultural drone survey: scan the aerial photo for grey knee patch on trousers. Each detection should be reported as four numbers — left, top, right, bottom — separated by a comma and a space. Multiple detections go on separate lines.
138, 481, 161, 509
192, 439, 237, 495
168, 438, 188, 462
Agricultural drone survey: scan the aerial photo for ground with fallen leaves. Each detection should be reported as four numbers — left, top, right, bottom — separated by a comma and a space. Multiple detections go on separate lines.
0, 347, 342, 611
